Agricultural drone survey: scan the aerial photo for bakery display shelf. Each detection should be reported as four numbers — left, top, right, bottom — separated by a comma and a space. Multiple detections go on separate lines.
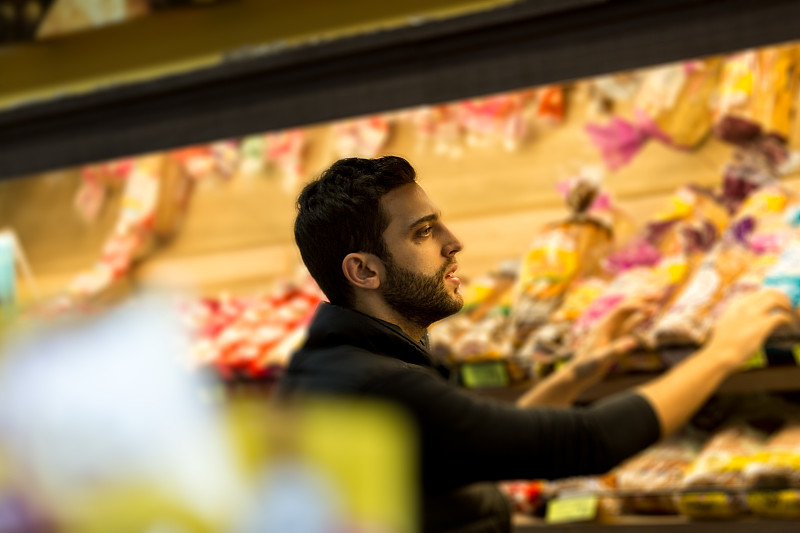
513, 514, 800, 532
469, 366, 800, 404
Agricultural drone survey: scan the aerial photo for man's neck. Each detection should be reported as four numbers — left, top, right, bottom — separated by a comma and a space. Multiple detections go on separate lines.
351, 298, 427, 342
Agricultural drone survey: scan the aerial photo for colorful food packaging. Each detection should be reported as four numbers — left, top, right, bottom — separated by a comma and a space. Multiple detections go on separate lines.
586, 58, 722, 170
501, 480, 545, 515
744, 420, 800, 489
182, 278, 324, 380
650, 244, 753, 346
510, 176, 614, 343
716, 45, 800, 141
449, 314, 513, 362
428, 266, 516, 361
677, 423, 768, 519
615, 431, 705, 514
742, 420, 800, 519
682, 423, 768, 489
572, 187, 729, 344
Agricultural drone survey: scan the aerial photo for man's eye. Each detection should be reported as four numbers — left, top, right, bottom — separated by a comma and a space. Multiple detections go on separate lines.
418, 226, 432, 237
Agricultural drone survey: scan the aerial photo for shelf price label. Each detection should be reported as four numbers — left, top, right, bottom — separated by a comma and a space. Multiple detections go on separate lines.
748, 490, 800, 519
742, 348, 767, 371
546, 494, 598, 524
460, 361, 509, 388
792, 345, 800, 366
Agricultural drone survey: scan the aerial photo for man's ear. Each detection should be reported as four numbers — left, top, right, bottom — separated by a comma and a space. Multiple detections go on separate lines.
342, 252, 383, 290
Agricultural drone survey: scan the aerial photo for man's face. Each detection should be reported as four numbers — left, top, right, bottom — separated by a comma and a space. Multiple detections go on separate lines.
379, 183, 464, 327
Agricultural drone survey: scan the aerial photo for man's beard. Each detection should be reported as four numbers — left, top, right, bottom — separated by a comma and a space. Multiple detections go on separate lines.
380, 257, 464, 329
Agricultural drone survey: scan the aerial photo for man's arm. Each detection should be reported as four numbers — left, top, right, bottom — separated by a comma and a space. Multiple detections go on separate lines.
517, 298, 655, 408
637, 289, 793, 436
516, 342, 632, 408
519, 289, 792, 414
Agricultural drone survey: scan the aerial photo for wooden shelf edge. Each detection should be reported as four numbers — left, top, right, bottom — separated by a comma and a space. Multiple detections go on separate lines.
468, 366, 800, 404
513, 514, 800, 531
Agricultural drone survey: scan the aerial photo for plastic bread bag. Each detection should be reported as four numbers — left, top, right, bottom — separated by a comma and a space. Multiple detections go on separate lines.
681, 422, 768, 490
716, 46, 800, 142
571, 255, 691, 350
742, 419, 800, 519
703, 191, 800, 340
500, 480, 545, 515
585, 58, 722, 171
650, 243, 752, 347
449, 314, 514, 363
510, 174, 614, 343
715, 51, 792, 211
523, 185, 722, 360
615, 430, 705, 514
459, 265, 517, 323
759, 239, 800, 337
520, 277, 612, 364
428, 264, 517, 359
677, 423, 768, 519
719, 133, 789, 214
744, 420, 800, 490
604, 186, 729, 274
428, 313, 474, 359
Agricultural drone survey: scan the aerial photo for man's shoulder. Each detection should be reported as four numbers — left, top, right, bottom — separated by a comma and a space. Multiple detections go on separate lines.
281, 343, 436, 396
292, 343, 422, 370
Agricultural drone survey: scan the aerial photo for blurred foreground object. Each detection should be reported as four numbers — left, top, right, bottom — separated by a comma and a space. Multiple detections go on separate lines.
0, 294, 417, 532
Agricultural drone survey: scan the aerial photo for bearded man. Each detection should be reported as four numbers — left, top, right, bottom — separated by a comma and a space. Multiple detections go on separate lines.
279, 156, 791, 533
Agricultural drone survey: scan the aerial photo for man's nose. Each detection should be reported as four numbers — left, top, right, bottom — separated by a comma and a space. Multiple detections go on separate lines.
442, 226, 463, 257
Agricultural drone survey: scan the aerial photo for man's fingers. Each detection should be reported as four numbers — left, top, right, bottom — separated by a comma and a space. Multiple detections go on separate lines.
750, 288, 793, 313
764, 310, 795, 335
607, 335, 638, 355
620, 310, 649, 334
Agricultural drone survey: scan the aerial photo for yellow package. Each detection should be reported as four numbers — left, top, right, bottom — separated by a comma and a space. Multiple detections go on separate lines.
751, 44, 800, 139
637, 58, 723, 148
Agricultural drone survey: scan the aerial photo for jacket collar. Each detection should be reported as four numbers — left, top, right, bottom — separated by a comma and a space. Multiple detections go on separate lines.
302, 302, 435, 368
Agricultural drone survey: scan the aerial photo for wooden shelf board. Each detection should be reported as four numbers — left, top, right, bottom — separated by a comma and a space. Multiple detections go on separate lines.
513, 513, 800, 531
468, 366, 800, 404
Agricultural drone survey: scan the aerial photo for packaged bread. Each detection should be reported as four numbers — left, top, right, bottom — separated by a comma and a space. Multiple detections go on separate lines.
637, 58, 723, 149
716, 45, 800, 142
651, 186, 798, 346
501, 480, 545, 515
708, 191, 800, 340
682, 423, 768, 490
744, 420, 800, 489
510, 176, 613, 342
428, 314, 474, 359
449, 314, 513, 362
585, 59, 722, 171
428, 265, 516, 360
743, 420, 800, 519
615, 431, 704, 514
651, 244, 752, 346
677, 423, 768, 519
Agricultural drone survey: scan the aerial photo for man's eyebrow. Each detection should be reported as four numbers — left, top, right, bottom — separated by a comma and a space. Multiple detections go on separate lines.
408, 213, 440, 232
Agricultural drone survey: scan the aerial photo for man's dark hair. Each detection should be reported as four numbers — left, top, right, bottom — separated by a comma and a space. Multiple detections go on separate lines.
294, 156, 417, 306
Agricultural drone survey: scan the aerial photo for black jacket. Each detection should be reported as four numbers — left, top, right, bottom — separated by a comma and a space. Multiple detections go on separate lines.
279, 303, 660, 532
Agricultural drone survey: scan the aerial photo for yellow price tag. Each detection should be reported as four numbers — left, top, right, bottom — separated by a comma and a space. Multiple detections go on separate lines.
742, 349, 767, 370
546, 495, 598, 524
677, 492, 738, 518
748, 490, 800, 518
460, 362, 509, 388
792, 345, 800, 366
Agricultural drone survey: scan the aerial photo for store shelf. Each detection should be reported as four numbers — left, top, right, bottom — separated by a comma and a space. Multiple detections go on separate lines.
5, 0, 800, 178
513, 514, 800, 532
470, 366, 800, 404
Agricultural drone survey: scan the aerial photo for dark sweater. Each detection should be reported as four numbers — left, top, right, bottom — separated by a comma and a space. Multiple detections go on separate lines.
278, 303, 661, 532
